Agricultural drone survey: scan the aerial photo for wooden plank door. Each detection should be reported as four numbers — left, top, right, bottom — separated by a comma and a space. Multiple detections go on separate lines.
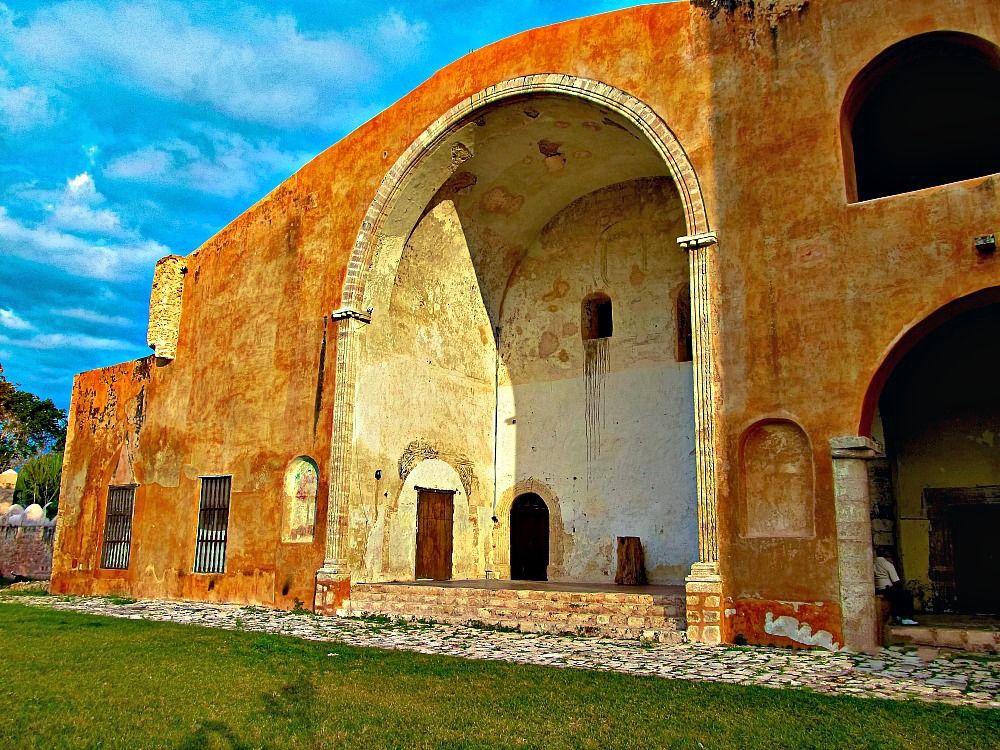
415, 490, 454, 580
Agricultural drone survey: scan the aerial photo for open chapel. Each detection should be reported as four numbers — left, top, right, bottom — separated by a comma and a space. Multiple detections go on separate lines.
52, 0, 1000, 650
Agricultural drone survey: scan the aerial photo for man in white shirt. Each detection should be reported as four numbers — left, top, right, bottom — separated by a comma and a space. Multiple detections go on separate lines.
874, 547, 917, 625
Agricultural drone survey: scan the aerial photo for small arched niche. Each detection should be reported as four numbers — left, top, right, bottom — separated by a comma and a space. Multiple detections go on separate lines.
581, 292, 613, 340
740, 420, 814, 538
282, 457, 318, 543
842, 32, 1000, 202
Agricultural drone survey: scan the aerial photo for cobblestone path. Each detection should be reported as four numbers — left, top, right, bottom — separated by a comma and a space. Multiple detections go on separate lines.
6, 595, 999, 709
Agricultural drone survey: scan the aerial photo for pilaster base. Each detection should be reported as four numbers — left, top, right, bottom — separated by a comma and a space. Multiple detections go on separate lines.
685, 562, 725, 645
314, 566, 351, 615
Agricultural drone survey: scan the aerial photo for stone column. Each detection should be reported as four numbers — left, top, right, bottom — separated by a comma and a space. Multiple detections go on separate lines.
830, 436, 882, 652
315, 307, 370, 613
677, 231, 724, 644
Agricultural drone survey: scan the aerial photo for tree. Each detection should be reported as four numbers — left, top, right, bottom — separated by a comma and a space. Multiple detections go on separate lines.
14, 452, 63, 518
0, 365, 67, 471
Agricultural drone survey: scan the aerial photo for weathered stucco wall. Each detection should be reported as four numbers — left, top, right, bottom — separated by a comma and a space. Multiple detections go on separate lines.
52, 0, 1000, 645
496, 178, 696, 583
350, 200, 496, 581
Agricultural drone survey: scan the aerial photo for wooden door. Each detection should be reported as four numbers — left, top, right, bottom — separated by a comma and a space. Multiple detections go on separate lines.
415, 490, 454, 580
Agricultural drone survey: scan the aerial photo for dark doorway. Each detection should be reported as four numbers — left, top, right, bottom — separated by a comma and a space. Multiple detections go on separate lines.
951, 503, 1000, 615
877, 301, 1000, 615
510, 493, 549, 581
415, 489, 454, 580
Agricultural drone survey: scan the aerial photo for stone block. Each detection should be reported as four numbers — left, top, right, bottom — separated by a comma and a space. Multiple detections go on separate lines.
701, 626, 721, 644
704, 595, 720, 608
686, 581, 722, 594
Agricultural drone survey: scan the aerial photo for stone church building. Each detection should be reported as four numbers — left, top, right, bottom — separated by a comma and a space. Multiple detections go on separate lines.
51, 0, 1000, 650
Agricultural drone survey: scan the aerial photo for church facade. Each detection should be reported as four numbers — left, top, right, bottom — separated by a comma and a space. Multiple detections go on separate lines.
51, 0, 1000, 650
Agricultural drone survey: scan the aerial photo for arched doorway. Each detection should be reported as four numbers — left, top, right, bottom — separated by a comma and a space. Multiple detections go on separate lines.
510, 493, 549, 581
867, 295, 1000, 615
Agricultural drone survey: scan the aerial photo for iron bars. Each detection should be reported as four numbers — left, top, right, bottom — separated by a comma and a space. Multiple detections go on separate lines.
194, 476, 232, 574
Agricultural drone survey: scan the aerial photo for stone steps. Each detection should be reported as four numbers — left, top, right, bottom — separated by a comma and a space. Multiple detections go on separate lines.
340, 583, 687, 643
888, 624, 1000, 653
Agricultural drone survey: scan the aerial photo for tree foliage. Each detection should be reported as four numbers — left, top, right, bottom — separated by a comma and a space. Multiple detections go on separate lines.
0, 367, 67, 471
14, 452, 63, 518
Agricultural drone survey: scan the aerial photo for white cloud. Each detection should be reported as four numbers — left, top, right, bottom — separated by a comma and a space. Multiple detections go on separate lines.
0, 332, 137, 351
0, 171, 168, 280
0, 68, 57, 132
105, 129, 312, 198
0, 2, 428, 128
0, 205, 167, 281
0, 308, 34, 331
53, 307, 131, 327
375, 10, 429, 57
45, 172, 127, 237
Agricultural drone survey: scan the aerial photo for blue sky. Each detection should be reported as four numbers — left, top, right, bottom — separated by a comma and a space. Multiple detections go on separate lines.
0, 0, 656, 410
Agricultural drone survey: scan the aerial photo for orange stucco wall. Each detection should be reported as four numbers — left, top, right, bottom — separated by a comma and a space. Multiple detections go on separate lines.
52, 0, 1000, 642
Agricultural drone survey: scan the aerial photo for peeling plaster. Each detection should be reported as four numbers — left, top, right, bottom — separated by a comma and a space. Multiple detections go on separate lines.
764, 611, 840, 651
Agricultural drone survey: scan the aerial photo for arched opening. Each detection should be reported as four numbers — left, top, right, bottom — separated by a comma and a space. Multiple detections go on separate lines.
866, 292, 1000, 616
510, 493, 549, 581
842, 32, 1000, 202
581, 293, 613, 340
330, 76, 704, 588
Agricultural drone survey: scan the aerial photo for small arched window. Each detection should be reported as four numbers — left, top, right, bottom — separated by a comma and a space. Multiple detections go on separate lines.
581, 293, 613, 340
843, 32, 1000, 202
676, 284, 692, 362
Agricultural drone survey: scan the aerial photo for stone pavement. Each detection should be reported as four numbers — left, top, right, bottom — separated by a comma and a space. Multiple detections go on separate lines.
5, 595, 999, 709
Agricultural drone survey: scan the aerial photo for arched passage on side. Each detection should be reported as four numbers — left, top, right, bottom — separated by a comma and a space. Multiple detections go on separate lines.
860, 286, 1000, 616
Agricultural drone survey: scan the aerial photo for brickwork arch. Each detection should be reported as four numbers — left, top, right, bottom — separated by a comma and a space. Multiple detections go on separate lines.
340, 74, 711, 311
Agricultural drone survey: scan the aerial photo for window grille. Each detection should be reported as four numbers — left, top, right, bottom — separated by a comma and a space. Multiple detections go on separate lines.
101, 486, 136, 570
194, 476, 232, 574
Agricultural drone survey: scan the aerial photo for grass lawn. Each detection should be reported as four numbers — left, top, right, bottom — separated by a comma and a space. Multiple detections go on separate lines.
1, 603, 997, 749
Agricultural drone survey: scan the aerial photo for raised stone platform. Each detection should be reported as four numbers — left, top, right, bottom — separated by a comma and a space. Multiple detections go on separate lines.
339, 579, 687, 643
888, 615, 1000, 653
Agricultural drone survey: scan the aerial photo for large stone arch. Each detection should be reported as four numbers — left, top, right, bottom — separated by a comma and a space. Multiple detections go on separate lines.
318, 75, 717, 613
341, 74, 711, 312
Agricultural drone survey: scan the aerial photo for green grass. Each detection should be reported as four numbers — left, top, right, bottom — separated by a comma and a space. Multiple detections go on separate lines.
1, 603, 997, 750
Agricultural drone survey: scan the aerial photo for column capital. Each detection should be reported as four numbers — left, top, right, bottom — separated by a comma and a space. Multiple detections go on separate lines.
830, 435, 883, 460
677, 231, 718, 251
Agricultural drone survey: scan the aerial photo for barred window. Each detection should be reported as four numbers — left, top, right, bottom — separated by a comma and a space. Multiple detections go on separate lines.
101, 486, 136, 570
194, 476, 232, 574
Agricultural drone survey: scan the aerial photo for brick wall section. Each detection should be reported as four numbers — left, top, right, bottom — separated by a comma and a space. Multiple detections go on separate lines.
685, 579, 725, 645
0, 525, 55, 579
